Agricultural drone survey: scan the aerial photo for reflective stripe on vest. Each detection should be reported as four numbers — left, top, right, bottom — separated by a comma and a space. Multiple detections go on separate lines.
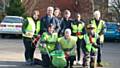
58, 36, 77, 49
40, 32, 58, 52
71, 23, 84, 39
91, 20, 105, 34
58, 36, 77, 55
71, 23, 84, 33
34, 20, 40, 36
22, 17, 35, 38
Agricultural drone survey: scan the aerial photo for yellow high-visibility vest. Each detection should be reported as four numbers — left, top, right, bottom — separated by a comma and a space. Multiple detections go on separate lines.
22, 17, 35, 38
71, 23, 84, 39
91, 19, 105, 34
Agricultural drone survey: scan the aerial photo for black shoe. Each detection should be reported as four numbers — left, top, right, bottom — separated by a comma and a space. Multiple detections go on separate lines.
97, 63, 103, 67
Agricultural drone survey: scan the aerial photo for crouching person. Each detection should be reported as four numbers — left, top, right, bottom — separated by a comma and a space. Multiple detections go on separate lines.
38, 24, 58, 68
82, 24, 99, 68
58, 29, 77, 68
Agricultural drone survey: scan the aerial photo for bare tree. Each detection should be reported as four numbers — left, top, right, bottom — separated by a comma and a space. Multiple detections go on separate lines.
111, 0, 120, 23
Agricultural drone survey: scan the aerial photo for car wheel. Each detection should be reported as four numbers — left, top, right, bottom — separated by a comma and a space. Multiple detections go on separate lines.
1, 34, 5, 38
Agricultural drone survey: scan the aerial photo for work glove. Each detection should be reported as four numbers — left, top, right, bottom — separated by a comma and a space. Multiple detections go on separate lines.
32, 35, 40, 46
76, 32, 81, 36
89, 35, 93, 43
65, 51, 70, 59
41, 43, 46, 48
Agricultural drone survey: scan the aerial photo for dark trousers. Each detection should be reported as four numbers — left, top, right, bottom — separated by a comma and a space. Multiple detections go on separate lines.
97, 46, 101, 64
90, 49, 97, 68
65, 56, 76, 68
96, 37, 102, 64
41, 54, 51, 67
23, 37, 35, 61
76, 38, 84, 61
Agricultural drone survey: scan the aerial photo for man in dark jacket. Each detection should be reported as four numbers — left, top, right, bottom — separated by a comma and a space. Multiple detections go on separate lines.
40, 6, 60, 34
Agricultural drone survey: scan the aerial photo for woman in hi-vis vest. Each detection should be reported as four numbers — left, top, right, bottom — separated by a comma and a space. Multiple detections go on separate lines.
22, 10, 40, 65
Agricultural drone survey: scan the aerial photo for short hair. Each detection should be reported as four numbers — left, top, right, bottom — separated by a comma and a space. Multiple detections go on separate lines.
47, 6, 54, 11
48, 24, 55, 28
54, 7, 60, 11
64, 9, 71, 15
65, 28, 71, 35
93, 10, 101, 17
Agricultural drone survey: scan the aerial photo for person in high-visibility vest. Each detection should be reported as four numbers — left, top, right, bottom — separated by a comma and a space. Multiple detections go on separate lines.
39, 24, 58, 67
82, 24, 99, 68
71, 13, 86, 65
22, 10, 40, 65
58, 29, 77, 68
89, 10, 106, 67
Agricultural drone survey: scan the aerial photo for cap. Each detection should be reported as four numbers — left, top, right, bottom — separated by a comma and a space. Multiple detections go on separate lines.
87, 24, 95, 29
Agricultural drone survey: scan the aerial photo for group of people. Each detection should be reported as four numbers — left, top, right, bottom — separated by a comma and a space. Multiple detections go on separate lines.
22, 6, 106, 68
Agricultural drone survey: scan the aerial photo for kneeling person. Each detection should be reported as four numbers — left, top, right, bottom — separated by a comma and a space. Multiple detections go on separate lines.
82, 24, 99, 68
58, 29, 77, 68
39, 24, 58, 67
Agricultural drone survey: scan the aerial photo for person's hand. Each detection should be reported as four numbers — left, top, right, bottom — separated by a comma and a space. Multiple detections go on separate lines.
42, 43, 46, 48
76, 32, 81, 36
65, 51, 70, 59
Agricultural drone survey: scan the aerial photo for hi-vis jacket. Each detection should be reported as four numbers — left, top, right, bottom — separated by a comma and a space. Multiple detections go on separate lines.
90, 19, 105, 42
58, 36, 77, 56
22, 17, 40, 38
90, 19, 105, 34
39, 32, 58, 54
71, 20, 85, 39
84, 33, 99, 52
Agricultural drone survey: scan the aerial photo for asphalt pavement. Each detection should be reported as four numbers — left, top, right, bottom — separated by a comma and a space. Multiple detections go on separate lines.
0, 38, 120, 68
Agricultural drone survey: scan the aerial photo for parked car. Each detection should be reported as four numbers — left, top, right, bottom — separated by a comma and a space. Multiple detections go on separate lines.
104, 22, 120, 41
0, 16, 24, 38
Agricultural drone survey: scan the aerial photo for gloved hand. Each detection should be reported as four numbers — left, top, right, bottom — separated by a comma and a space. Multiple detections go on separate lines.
89, 35, 93, 43
76, 32, 81, 36
65, 51, 70, 59
42, 43, 46, 48
32, 35, 41, 48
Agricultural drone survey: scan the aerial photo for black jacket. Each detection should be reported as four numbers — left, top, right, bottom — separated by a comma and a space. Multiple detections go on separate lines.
59, 18, 73, 36
40, 15, 60, 34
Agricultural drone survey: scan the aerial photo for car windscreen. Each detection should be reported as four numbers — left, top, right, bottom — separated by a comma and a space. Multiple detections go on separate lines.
2, 17, 23, 23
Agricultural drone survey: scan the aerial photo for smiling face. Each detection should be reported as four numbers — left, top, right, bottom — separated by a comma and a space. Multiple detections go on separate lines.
33, 10, 39, 20
47, 7, 54, 16
94, 10, 101, 20
64, 29, 71, 39
54, 8, 61, 17
64, 10, 71, 19
48, 25, 55, 34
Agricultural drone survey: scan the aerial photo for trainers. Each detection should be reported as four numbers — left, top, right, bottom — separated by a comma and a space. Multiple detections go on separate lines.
97, 63, 103, 67
25, 60, 31, 65
25, 59, 34, 65
73, 61, 77, 65
77, 61, 83, 65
